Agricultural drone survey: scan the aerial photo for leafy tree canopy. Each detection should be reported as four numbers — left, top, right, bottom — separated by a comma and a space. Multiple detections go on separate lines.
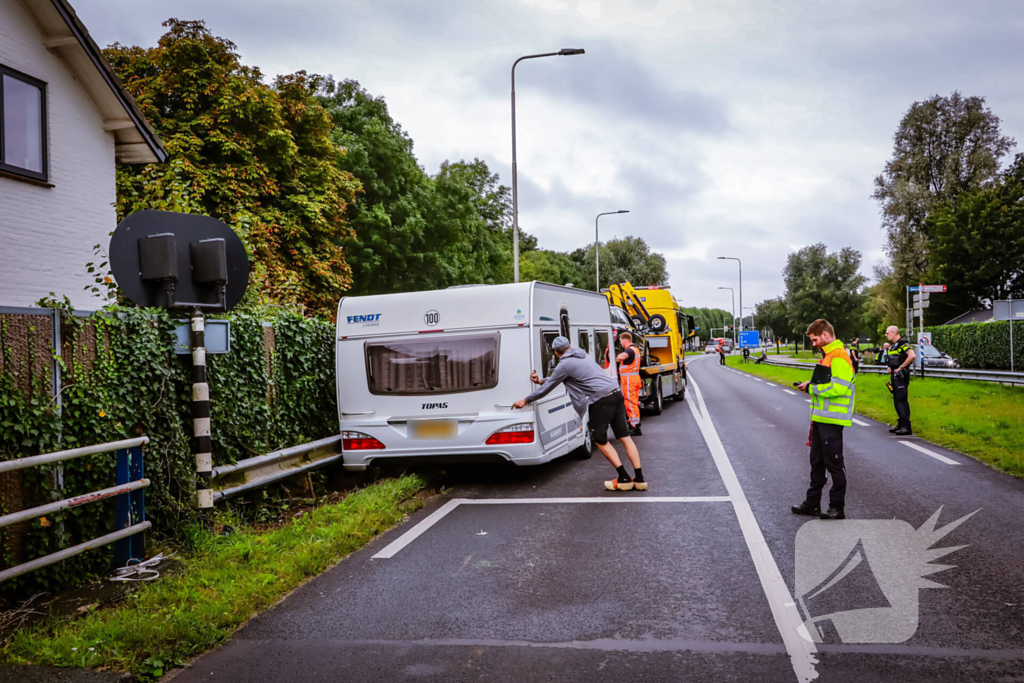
569, 236, 668, 291
520, 250, 587, 287
874, 92, 1015, 284
105, 19, 360, 318
926, 153, 1024, 321
753, 296, 790, 343
783, 243, 868, 341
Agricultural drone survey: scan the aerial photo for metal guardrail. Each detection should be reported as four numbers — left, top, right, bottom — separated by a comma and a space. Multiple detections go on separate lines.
211, 434, 343, 502
0, 437, 150, 582
761, 356, 1024, 386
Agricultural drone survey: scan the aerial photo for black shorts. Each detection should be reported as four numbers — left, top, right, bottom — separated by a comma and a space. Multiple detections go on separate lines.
589, 391, 630, 445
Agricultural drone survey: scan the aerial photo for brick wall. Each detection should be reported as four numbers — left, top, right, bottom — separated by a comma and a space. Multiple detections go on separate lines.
0, 0, 117, 310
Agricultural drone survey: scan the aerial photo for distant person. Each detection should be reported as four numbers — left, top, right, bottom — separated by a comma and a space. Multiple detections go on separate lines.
792, 319, 855, 521
742, 347, 750, 364
513, 336, 646, 492
879, 342, 890, 366
616, 331, 643, 436
848, 339, 861, 373
718, 345, 726, 366
885, 326, 916, 435
755, 348, 768, 364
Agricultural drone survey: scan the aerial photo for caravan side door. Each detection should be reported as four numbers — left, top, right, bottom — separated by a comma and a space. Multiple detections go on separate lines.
534, 329, 574, 451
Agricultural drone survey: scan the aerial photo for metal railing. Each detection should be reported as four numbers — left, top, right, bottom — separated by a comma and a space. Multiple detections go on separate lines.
0, 437, 150, 582
761, 356, 1024, 386
211, 434, 342, 502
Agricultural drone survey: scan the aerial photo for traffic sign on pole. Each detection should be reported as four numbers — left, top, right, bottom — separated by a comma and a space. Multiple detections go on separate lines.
921, 284, 947, 293
908, 286, 921, 292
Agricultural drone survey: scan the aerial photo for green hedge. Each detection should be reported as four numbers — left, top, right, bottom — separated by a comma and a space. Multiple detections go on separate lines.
0, 308, 336, 598
925, 320, 1024, 370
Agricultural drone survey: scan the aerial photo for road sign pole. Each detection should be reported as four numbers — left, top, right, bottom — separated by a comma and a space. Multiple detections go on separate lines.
1011, 294, 1015, 373
191, 310, 213, 511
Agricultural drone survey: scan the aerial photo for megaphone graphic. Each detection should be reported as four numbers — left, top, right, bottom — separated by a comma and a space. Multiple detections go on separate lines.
798, 539, 891, 642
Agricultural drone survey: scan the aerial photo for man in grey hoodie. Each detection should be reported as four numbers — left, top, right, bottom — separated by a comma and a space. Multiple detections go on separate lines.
513, 336, 645, 491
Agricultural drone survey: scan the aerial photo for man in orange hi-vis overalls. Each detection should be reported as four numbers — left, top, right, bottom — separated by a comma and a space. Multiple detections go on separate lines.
617, 331, 643, 436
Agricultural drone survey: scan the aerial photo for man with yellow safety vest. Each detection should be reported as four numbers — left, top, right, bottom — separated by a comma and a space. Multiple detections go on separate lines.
616, 331, 643, 436
791, 319, 855, 521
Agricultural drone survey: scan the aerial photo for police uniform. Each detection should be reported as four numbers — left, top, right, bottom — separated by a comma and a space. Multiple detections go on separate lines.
889, 337, 914, 434
801, 339, 855, 516
618, 343, 642, 431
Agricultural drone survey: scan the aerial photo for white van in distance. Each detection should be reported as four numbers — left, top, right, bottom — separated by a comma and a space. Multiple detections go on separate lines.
335, 282, 617, 471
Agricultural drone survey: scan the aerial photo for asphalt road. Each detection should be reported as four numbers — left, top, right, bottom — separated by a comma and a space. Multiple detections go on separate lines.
170, 354, 1024, 682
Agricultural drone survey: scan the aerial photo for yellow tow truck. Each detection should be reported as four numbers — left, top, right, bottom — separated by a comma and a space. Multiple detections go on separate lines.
604, 282, 696, 412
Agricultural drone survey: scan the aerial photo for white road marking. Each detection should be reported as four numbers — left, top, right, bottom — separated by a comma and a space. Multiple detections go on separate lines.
805, 399, 811, 403
373, 496, 732, 559
688, 377, 819, 682
783, 390, 797, 396
372, 499, 461, 559
852, 419, 869, 427
752, 378, 763, 382
900, 440, 961, 466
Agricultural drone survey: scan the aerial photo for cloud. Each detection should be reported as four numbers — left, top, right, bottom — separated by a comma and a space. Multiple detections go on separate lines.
69, 0, 1024, 310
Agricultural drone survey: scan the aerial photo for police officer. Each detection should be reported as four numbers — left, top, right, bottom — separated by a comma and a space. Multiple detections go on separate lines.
885, 325, 916, 435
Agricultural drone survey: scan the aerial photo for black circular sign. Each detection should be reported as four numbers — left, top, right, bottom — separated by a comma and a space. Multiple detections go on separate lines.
109, 210, 250, 311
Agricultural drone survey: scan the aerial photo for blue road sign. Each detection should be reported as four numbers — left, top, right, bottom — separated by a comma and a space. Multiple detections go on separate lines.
908, 286, 921, 292
738, 330, 761, 349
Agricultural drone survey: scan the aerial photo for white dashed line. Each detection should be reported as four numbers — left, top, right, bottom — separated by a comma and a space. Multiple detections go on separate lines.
805, 399, 811, 403
783, 390, 797, 396
900, 440, 961, 466
852, 419, 869, 427
752, 378, 762, 382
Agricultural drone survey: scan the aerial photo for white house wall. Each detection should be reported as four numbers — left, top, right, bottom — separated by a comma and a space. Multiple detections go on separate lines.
0, 0, 116, 310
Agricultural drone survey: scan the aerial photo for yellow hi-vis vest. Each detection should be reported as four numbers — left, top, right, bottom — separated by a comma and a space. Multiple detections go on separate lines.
809, 339, 855, 427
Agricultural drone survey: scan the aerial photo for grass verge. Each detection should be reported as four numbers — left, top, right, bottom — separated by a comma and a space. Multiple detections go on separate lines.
726, 355, 1024, 477
2, 475, 426, 679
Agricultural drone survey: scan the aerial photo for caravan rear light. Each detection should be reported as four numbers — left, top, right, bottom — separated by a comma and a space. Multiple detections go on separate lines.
342, 431, 385, 450
486, 423, 535, 445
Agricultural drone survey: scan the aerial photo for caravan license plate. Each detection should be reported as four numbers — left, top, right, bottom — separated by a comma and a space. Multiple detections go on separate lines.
410, 419, 457, 440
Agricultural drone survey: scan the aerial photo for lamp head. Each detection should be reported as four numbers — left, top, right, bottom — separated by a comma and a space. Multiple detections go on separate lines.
617, 210, 629, 214
559, 48, 586, 55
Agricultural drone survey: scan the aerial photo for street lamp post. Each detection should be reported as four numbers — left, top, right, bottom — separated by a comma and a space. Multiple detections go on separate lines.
511, 48, 585, 283
743, 306, 755, 330
718, 257, 742, 332
595, 210, 629, 291
719, 286, 735, 348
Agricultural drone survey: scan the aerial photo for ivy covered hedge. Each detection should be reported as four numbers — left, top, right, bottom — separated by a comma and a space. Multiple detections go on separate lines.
925, 320, 1024, 370
0, 308, 336, 598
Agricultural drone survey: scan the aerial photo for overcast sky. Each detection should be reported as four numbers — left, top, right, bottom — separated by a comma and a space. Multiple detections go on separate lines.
76, 0, 1023, 312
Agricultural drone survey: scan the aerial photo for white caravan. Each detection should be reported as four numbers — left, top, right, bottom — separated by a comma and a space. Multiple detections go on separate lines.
335, 282, 617, 470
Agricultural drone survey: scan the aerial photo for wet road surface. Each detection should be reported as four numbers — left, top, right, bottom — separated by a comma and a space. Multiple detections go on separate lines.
171, 354, 1024, 682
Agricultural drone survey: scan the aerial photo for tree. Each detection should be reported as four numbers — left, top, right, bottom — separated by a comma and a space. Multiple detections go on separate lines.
317, 79, 433, 296
783, 243, 868, 341
862, 264, 907, 341
754, 297, 789, 351
106, 20, 359, 318
569, 236, 668, 291
926, 153, 1024, 320
874, 92, 1015, 283
680, 306, 732, 343
520, 250, 587, 286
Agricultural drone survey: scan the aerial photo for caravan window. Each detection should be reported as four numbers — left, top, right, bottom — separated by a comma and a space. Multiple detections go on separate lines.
540, 331, 561, 378
595, 331, 611, 369
578, 330, 590, 355
365, 333, 499, 395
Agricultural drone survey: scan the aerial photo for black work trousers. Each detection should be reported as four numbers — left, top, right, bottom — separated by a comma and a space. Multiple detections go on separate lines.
719, 354, 726, 366
805, 422, 846, 509
892, 385, 911, 430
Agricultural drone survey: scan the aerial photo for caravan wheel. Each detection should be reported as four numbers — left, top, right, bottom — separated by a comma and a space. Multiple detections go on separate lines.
571, 425, 594, 459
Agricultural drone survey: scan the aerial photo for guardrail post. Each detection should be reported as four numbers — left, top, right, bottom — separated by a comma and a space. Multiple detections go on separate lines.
114, 445, 146, 566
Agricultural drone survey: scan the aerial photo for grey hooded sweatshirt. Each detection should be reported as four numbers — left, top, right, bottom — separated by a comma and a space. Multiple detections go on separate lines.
525, 346, 619, 416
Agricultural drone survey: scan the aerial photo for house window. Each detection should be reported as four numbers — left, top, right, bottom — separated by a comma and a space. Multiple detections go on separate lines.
0, 65, 47, 182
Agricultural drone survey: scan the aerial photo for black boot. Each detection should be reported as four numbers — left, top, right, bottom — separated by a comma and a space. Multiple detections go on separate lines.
820, 507, 845, 520
893, 424, 912, 436
888, 423, 900, 433
630, 424, 643, 437
791, 501, 821, 516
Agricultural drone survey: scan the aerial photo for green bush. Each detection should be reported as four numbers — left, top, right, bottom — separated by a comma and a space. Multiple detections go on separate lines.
0, 308, 336, 598
925, 320, 1024, 370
